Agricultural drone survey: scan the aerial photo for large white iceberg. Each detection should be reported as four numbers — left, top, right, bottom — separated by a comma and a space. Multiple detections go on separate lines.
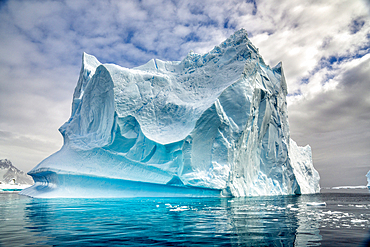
21, 29, 320, 198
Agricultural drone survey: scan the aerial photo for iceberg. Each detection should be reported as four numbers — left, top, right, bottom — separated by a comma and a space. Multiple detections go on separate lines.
0, 159, 33, 192
367, 171, 370, 189
331, 186, 368, 190
20, 29, 320, 198
0, 159, 33, 185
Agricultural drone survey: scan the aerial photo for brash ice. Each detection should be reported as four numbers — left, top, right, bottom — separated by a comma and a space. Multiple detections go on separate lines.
20, 29, 320, 198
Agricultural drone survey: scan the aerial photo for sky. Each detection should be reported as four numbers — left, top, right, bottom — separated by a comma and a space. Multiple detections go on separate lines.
0, 0, 369, 188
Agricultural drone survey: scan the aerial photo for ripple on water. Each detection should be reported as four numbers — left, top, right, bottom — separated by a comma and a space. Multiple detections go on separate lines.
0, 192, 369, 246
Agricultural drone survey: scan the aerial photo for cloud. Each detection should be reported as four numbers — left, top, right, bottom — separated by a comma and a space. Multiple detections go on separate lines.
0, 0, 369, 187
289, 54, 370, 138
247, 0, 370, 93
0, 129, 62, 173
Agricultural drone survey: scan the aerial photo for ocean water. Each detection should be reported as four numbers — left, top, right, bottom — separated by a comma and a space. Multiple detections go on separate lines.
0, 192, 369, 246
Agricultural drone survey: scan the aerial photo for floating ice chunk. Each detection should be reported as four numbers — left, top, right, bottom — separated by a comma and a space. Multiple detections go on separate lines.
306, 202, 326, 207
169, 205, 190, 211
351, 219, 368, 224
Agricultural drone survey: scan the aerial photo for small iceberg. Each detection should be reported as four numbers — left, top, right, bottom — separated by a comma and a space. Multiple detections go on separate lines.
306, 202, 326, 207
0, 159, 34, 192
0, 182, 31, 192
331, 186, 368, 190
351, 219, 368, 224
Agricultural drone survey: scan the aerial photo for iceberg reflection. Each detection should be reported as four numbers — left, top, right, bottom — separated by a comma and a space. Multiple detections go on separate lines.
14, 193, 370, 246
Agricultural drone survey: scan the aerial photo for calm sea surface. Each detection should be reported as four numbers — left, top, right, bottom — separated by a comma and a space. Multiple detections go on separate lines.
0, 191, 369, 246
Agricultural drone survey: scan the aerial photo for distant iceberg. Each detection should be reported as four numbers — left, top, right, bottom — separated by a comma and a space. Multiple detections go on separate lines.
331, 186, 368, 190
367, 170, 370, 189
20, 29, 320, 198
0, 183, 31, 192
0, 159, 33, 192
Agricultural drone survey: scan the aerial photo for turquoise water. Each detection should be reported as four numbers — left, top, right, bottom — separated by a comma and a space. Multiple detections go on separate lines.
0, 192, 369, 246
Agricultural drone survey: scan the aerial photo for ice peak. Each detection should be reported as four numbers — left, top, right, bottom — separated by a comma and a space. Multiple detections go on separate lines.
228, 28, 249, 41
82, 52, 101, 68
273, 61, 287, 95
0, 159, 12, 169
217, 29, 249, 49
273, 61, 283, 72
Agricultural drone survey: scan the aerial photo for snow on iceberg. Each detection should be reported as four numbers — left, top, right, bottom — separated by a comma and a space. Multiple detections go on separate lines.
20, 29, 320, 198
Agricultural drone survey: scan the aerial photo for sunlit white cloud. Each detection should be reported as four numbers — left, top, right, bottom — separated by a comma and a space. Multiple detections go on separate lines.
0, 0, 369, 186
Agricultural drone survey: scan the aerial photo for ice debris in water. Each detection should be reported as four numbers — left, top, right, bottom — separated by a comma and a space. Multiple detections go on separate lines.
20, 29, 320, 198
306, 202, 326, 207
